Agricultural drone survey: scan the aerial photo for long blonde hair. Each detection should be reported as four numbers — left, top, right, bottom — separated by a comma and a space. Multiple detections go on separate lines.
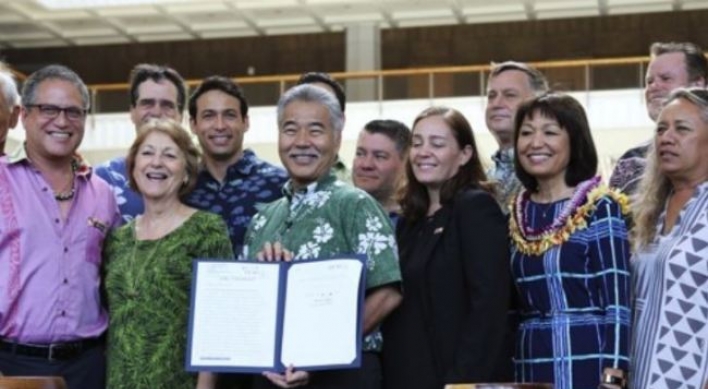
632, 144, 671, 249
632, 87, 708, 249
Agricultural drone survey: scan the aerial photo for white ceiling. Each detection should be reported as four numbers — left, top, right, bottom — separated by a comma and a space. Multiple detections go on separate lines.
0, 0, 706, 49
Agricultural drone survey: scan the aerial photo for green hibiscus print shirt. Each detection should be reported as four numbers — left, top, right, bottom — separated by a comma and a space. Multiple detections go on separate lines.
243, 172, 401, 352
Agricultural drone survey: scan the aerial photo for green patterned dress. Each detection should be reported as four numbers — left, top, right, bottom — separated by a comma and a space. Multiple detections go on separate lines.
104, 210, 234, 389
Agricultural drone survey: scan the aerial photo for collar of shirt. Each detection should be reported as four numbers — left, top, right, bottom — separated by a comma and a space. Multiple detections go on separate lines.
283, 170, 337, 198
491, 147, 515, 167
283, 171, 338, 209
198, 149, 258, 183
7, 143, 92, 178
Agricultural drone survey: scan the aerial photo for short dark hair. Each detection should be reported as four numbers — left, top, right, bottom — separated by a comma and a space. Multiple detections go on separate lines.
650, 42, 708, 85
513, 93, 598, 192
22, 64, 89, 110
126, 119, 200, 198
296, 72, 346, 112
129, 64, 187, 112
401, 106, 493, 222
189, 75, 249, 120
362, 119, 411, 157
489, 61, 549, 94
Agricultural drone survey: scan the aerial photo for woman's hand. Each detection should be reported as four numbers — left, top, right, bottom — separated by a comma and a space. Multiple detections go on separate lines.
256, 241, 294, 262
262, 365, 309, 388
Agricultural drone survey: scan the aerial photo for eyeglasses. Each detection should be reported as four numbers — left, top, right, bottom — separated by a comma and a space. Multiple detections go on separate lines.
26, 104, 87, 121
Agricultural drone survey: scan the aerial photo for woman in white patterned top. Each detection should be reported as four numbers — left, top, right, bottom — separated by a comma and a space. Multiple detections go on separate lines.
631, 87, 708, 389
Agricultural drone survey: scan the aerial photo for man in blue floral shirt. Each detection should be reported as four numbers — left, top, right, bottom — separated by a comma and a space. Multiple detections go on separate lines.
95, 64, 187, 223
184, 76, 287, 255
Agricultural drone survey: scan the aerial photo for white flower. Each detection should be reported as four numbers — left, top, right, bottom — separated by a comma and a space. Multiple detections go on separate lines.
304, 191, 332, 208
112, 186, 127, 206
313, 223, 334, 243
358, 232, 392, 256
297, 242, 321, 259
366, 257, 375, 271
365, 216, 383, 232
108, 170, 127, 183
252, 215, 266, 231
388, 236, 399, 260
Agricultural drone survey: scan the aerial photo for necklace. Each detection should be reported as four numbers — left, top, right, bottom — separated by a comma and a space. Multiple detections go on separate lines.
53, 160, 78, 202
54, 187, 75, 201
509, 176, 629, 255
535, 201, 556, 219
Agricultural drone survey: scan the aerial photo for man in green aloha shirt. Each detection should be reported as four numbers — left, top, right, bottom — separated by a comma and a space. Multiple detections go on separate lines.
243, 84, 402, 389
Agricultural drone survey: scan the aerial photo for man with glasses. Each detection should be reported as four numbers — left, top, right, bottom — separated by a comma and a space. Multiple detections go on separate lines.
0, 61, 20, 156
95, 63, 187, 223
0, 65, 119, 389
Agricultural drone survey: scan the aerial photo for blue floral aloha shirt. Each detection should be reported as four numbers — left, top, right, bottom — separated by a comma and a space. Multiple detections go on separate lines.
95, 156, 143, 224
243, 171, 402, 352
184, 149, 288, 255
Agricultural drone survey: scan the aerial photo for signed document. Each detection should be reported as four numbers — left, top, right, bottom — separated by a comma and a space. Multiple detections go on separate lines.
186, 256, 366, 373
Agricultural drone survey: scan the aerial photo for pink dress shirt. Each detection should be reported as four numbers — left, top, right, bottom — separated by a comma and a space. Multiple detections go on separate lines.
0, 148, 119, 343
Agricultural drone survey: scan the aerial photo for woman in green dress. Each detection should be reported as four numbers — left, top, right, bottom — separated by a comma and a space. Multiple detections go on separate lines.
103, 119, 234, 389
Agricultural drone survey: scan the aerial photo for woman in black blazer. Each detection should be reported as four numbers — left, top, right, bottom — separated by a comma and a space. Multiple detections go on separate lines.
382, 106, 511, 389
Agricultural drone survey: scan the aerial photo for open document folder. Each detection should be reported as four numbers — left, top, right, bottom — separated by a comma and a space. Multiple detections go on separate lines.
186, 255, 366, 373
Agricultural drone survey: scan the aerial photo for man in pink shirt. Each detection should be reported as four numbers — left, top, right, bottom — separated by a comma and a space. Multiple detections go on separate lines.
0, 61, 20, 156
0, 65, 119, 389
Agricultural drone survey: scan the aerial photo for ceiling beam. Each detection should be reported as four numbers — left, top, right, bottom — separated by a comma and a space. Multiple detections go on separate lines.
523, 0, 536, 20
448, 0, 465, 24
598, 0, 609, 15
154, 4, 199, 39
226, 2, 265, 36
88, 10, 137, 43
300, 0, 330, 32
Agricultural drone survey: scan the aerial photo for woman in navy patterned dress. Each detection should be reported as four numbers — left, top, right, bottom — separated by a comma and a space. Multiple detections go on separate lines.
508, 93, 631, 389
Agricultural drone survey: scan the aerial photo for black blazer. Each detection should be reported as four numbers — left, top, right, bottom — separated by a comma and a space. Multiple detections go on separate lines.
395, 188, 511, 385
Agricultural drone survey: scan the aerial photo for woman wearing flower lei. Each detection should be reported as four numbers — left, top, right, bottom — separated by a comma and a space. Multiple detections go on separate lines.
508, 93, 631, 389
